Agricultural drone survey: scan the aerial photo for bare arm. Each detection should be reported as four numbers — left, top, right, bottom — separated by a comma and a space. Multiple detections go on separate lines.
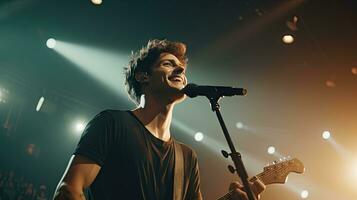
54, 155, 101, 200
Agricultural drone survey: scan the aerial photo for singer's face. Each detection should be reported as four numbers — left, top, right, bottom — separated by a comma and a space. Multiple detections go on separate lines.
146, 53, 187, 103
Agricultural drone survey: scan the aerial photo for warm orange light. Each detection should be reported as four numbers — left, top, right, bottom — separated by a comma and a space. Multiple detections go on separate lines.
325, 80, 336, 88
352, 160, 357, 179
352, 67, 357, 75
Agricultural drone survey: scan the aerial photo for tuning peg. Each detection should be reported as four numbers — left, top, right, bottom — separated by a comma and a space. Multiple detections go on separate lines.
272, 160, 277, 164
279, 158, 283, 162
221, 150, 229, 158
228, 165, 236, 174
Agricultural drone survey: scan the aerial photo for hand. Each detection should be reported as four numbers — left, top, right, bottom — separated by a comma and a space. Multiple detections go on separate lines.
228, 178, 266, 200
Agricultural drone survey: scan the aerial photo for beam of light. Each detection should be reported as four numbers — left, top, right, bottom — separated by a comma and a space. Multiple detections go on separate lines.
0, 87, 9, 103
285, 177, 357, 200
283, 138, 357, 199
326, 138, 357, 189
52, 40, 130, 99
36, 96, 45, 112
172, 118, 265, 173
327, 137, 352, 160
350, 159, 357, 181
241, 125, 297, 140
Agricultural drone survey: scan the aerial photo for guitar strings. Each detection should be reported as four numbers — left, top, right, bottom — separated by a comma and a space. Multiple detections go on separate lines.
216, 164, 293, 200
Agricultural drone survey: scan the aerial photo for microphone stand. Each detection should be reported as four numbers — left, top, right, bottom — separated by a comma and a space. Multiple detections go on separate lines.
207, 95, 256, 200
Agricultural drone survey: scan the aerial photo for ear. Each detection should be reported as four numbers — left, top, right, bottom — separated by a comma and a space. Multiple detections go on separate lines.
135, 72, 150, 83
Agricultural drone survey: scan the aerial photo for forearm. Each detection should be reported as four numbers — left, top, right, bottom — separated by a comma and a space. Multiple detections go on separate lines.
54, 183, 86, 200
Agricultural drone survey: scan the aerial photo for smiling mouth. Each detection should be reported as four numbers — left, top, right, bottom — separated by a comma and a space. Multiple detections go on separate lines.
169, 76, 183, 82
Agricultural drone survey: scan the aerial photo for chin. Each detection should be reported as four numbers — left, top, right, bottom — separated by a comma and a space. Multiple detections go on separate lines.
167, 88, 186, 104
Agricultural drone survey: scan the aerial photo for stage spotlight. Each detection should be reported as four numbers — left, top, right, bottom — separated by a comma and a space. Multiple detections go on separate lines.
194, 132, 204, 142
322, 130, 331, 140
282, 34, 294, 44
300, 189, 309, 199
286, 16, 298, 31
46, 38, 56, 49
91, 0, 102, 5
325, 80, 336, 88
267, 146, 276, 155
236, 122, 244, 129
352, 67, 357, 75
75, 121, 86, 134
36, 97, 45, 112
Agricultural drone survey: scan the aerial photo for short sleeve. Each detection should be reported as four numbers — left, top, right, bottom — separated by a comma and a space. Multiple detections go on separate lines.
73, 110, 116, 166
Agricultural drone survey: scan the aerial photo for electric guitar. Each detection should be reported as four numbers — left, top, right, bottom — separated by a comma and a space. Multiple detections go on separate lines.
217, 158, 305, 200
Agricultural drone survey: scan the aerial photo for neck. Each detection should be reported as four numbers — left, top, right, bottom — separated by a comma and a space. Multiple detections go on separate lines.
132, 94, 176, 142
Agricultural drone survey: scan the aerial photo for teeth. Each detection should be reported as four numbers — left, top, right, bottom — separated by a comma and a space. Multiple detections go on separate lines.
170, 77, 182, 82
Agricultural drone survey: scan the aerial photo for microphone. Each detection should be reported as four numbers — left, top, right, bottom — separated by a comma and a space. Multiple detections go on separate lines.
182, 83, 247, 98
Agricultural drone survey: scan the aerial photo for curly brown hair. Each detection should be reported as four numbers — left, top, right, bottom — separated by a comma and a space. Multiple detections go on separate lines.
124, 39, 187, 105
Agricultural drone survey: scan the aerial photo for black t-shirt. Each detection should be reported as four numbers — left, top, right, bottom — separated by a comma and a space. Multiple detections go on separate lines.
74, 110, 202, 200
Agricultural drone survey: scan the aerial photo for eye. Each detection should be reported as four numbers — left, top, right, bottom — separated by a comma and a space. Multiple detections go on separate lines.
162, 61, 173, 67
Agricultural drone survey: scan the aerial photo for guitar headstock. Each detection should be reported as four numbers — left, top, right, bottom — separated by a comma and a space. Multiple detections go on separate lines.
218, 158, 305, 200
259, 158, 305, 185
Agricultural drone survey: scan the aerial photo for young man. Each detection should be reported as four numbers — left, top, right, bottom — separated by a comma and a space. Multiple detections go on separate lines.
53, 39, 265, 200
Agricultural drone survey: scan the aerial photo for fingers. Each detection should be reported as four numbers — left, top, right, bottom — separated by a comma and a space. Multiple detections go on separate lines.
229, 181, 243, 191
251, 178, 266, 197
229, 179, 266, 200
231, 188, 248, 200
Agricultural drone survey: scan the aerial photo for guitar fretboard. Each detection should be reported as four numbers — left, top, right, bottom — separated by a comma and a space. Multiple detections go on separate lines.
216, 174, 263, 200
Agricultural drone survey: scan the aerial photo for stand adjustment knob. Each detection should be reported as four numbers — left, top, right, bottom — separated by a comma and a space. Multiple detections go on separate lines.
221, 150, 229, 158
228, 165, 236, 174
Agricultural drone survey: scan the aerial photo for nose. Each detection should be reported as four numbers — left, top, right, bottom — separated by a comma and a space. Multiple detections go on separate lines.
173, 64, 185, 75
173, 65, 187, 85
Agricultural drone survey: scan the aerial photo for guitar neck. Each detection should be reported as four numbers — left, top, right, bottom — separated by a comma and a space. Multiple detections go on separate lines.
216, 173, 265, 200
216, 158, 304, 200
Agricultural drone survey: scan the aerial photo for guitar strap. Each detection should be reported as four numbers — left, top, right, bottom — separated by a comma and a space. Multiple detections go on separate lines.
173, 141, 184, 200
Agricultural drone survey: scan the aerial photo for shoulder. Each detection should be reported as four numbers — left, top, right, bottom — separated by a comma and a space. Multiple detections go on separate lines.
96, 109, 128, 117
93, 109, 132, 121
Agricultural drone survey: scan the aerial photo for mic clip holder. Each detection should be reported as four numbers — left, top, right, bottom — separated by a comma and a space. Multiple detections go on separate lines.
206, 95, 256, 200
